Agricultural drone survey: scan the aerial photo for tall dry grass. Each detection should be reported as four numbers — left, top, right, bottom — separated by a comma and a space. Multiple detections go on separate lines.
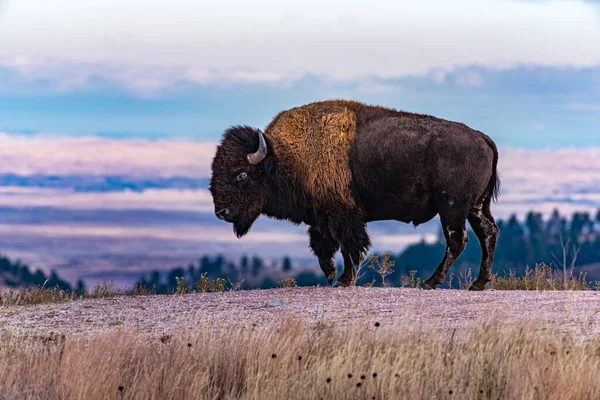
1, 316, 599, 400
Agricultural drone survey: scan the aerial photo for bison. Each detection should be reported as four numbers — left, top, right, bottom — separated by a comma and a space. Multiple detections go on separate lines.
209, 100, 499, 290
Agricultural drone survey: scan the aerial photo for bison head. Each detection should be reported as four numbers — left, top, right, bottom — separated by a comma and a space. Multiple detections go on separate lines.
209, 126, 270, 238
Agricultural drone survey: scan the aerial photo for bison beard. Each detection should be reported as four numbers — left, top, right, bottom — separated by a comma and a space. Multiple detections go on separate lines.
232, 207, 261, 238
210, 100, 500, 290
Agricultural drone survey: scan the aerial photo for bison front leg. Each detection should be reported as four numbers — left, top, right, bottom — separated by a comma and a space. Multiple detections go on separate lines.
308, 226, 340, 285
336, 220, 371, 287
423, 219, 468, 290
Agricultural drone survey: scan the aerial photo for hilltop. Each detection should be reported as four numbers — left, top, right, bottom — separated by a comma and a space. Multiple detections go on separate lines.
2, 286, 600, 340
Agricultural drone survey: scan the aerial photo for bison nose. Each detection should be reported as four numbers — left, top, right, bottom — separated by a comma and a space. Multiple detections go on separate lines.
215, 208, 229, 220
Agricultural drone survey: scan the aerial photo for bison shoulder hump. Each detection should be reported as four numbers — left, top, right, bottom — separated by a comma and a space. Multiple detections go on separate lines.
267, 103, 358, 208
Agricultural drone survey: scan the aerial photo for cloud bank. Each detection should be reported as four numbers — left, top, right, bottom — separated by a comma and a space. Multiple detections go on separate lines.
0, 135, 599, 220
0, 133, 215, 177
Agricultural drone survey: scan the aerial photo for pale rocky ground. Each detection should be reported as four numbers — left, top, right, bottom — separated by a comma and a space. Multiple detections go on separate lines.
2, 287, 600, 340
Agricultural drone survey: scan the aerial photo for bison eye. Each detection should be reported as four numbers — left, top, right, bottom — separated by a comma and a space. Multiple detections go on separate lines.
237, 172, 248, 181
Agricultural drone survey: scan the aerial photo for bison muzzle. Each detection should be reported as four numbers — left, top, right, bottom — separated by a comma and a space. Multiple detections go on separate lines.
209, 100, 500, 290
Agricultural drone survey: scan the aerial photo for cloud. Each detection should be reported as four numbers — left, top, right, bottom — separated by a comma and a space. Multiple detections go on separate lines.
455, 70, 485, 87
0, 187, 214, 212
0, 133, 216, 178
0, 58, 288, 97
0, 222, 308, 244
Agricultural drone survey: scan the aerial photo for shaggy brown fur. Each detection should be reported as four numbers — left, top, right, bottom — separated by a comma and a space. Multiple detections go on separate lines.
264, 101, 360, 208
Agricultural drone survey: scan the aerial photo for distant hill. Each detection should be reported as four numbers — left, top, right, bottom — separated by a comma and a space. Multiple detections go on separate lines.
0, 174, 209, 192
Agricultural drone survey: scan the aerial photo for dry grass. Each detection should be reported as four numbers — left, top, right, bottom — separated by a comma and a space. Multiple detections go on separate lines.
1, 316, 599, 400
2, 261, 600, 308
490, 263, 600, 291
0, 279, 128, 307
0, 285, 77, 306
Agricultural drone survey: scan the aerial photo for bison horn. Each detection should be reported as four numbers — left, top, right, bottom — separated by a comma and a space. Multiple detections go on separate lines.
247, 130, 267, 164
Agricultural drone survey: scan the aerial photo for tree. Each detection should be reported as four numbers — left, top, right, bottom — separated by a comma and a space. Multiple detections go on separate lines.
251, 256, 263, 277
282, 257, 293, 272
240, 256, 249, 272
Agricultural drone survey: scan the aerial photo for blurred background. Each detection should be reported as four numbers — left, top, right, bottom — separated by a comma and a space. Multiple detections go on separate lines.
0, 0, 599, 291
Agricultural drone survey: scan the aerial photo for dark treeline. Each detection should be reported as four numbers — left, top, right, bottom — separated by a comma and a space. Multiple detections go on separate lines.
136, 254, 329, 294
0, 255, 76, 292
360, 209, 600, 286
139, 209, 600, 292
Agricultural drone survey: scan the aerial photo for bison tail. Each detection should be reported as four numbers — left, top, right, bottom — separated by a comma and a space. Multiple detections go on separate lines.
483, 134, 500, 204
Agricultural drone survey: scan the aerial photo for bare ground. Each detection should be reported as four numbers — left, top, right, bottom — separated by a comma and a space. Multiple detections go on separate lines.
2, 287, 600, 340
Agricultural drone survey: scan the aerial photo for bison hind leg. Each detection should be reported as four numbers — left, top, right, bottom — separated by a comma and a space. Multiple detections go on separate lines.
423, 210, 469, 290
467, 200, 498, 291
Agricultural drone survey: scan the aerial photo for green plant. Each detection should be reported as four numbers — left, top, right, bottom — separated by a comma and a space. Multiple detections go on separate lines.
195, 273, 226, 293
209, 278, 227, 292
175, 277, 189, 295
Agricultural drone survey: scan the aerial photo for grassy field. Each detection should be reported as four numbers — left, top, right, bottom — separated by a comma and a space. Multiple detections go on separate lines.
1, 314, 599, 400
2, 261, 600, 399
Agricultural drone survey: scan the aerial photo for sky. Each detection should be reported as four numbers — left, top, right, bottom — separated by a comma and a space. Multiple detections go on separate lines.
0, 0, 599, 147
0, 0, 599, 285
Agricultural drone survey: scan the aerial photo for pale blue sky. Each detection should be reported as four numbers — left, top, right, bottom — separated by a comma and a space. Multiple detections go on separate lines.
0, 0, 599, 147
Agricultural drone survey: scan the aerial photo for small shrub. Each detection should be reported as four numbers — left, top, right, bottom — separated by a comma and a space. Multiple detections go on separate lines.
446, 272, 455, 289
490, 262, 597, 291
209, 278, 227, 292
89, 280, 124, 299
458, 268, 473, 290
132, 283, 156, 296
367, 253, 395, 287
175, 277, 189, 295
277, 278, 297, 288
228, 278, 245, 292
401, 270, 421, 288
195, 273, 226, 293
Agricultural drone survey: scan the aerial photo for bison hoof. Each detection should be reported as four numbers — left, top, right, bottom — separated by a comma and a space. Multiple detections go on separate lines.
421, 281, 436, 290
334, 279, 354, 288
325, 271, 338, 286
468, 282, 487, 291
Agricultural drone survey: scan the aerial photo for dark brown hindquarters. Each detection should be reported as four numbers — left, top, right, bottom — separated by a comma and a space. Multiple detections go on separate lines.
422, 134, 500, 291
